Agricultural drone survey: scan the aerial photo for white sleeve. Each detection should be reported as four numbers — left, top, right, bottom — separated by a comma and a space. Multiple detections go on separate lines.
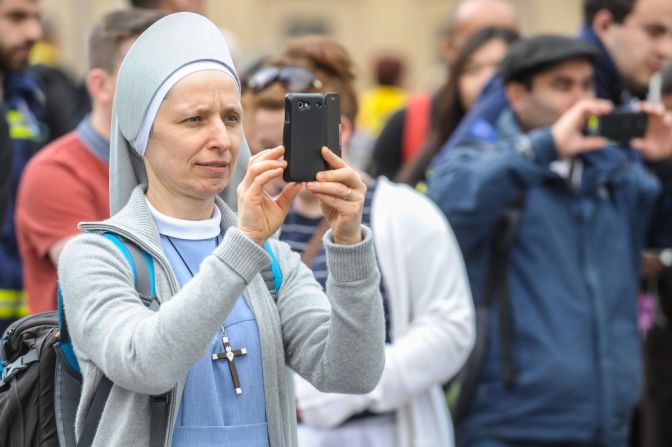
297, 180, 475, 426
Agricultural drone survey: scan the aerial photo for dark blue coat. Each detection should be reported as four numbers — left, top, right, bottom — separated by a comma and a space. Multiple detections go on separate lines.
427, 110, 660, 444
0, 73, 45, 334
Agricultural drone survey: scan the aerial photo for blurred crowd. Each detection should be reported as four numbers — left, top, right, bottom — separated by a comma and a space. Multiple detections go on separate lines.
1, 0, 672, 446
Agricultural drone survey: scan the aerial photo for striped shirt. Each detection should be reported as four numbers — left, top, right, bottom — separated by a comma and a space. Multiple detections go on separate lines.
280, 181, 391, 342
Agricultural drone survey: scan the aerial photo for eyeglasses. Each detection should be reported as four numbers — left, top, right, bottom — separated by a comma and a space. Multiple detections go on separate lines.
246, 66, 323, 94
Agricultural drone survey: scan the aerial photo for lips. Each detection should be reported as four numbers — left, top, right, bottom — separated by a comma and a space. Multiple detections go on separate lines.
196, 161, 229, 168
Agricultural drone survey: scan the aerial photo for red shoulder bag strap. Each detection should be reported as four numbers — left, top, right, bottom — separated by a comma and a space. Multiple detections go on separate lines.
402, 93, 432, 164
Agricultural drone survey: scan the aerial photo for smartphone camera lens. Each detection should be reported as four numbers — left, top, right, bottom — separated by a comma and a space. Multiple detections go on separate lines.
298, 101, 304, 110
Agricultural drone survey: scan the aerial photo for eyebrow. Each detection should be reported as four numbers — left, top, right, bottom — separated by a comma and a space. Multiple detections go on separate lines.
173, 103, 242, 115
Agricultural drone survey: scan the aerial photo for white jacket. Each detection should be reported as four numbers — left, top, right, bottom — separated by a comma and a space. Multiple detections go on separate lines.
295, 177, 475, 447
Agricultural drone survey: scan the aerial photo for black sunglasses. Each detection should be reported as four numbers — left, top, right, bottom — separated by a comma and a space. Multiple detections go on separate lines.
246, 66, 323, 94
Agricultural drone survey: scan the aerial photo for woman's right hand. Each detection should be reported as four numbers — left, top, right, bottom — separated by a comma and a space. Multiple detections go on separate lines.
237, 146, 302, 245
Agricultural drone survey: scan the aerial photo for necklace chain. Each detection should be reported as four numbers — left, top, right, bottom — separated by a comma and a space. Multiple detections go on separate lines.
165, 234, 219, 278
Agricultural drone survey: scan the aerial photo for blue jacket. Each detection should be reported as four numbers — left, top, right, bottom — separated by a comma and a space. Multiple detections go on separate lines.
0, 73, 45, 333
427, 110, 660, 444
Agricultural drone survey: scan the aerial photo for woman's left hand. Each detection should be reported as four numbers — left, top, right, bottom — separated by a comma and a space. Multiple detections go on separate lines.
306, 147, 366, 245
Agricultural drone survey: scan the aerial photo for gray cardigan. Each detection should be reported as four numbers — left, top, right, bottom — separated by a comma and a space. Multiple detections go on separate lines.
58, 186, 385, 446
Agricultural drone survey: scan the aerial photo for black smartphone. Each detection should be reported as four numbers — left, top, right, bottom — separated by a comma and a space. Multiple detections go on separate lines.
585, 110, 648, 145
283, 92, 341, 182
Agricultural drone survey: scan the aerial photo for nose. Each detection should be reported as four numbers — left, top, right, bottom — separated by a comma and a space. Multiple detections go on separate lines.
24, 17, 42, 43
573, 86, 593, 104
208, 118, 233, 152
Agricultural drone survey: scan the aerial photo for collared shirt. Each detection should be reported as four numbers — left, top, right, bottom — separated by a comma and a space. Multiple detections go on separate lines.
76, 116, 109, 163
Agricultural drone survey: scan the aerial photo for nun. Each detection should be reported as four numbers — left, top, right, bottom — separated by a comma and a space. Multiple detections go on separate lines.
57, 12, 385, 447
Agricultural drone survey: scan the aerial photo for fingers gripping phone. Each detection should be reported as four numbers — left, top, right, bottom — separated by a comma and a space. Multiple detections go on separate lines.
283, 92, 341, 182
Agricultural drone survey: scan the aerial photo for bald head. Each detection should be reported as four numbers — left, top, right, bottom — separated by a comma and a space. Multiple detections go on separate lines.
129, 0, 205, 14
443, 0, 518, 63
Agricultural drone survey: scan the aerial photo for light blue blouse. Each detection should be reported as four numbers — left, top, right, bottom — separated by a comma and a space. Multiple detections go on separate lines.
149, 207, 269, 447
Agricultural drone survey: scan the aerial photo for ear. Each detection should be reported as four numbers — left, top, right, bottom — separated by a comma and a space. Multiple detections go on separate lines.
505, 82, 527, 117
86, 68, 114, 107
592, 9, 616, 42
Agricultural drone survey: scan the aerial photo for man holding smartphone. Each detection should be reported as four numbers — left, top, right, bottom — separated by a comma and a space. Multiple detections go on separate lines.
427, 35, 668, 447
431, 0, 672, 166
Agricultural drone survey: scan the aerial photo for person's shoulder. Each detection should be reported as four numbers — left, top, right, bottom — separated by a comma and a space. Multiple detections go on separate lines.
374, 178, 448, 226
58, 231, 134, 298
26, 130, 88, 168
60, 231, 117, 266
382, 106, 407, 130
19, 131, 93, 195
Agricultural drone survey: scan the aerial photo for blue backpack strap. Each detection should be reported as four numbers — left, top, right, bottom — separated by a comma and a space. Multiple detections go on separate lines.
56, 287, 81, 375
57, 233, 157, 375
57, 232, 164, 447
102, 233, 138, 287
102, 234, 157, 309
262, 241, 282, 299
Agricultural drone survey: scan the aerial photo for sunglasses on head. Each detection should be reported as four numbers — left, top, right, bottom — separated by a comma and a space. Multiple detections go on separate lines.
246, 66, 323, 94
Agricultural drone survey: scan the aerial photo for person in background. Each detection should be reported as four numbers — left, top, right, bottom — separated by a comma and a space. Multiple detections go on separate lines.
368, 0, 518, 180
15, 8, 164, 314
639, 61, 672, 447
57, 12, 385, 446
440, 0, 518, 65
0, 0, 45, 335
244, 34, 475, 447
396, 26, 519, 189
28, 15, 90, 143
358, 56, 407, 139
427, 34, 672, 447
0, 105, 11, 227
352, 56, 407, 169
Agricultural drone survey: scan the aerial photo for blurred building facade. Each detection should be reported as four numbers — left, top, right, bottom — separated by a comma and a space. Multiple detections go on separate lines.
42, 0, 582, 92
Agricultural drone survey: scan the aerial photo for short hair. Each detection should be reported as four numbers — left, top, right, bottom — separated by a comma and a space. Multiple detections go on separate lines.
583, 0, 637, 24
88, 8, 164, 73
128, 0, 162, 8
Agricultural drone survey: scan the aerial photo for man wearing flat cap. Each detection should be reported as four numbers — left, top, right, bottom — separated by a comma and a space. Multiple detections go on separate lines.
428, 35, 669, 446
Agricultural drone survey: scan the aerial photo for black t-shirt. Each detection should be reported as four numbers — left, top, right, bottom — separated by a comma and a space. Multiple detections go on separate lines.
367, 93, 442, 180
368, 108, 405, 179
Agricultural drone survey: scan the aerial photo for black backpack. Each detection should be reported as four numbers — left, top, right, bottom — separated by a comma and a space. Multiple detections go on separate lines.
0, 311, 61, 446
447, 199, 524, 424
0, 234, 282, 446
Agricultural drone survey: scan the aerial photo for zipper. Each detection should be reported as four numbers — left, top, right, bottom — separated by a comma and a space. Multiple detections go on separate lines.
80, 222, 180, 445
5, 312, 56, 347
